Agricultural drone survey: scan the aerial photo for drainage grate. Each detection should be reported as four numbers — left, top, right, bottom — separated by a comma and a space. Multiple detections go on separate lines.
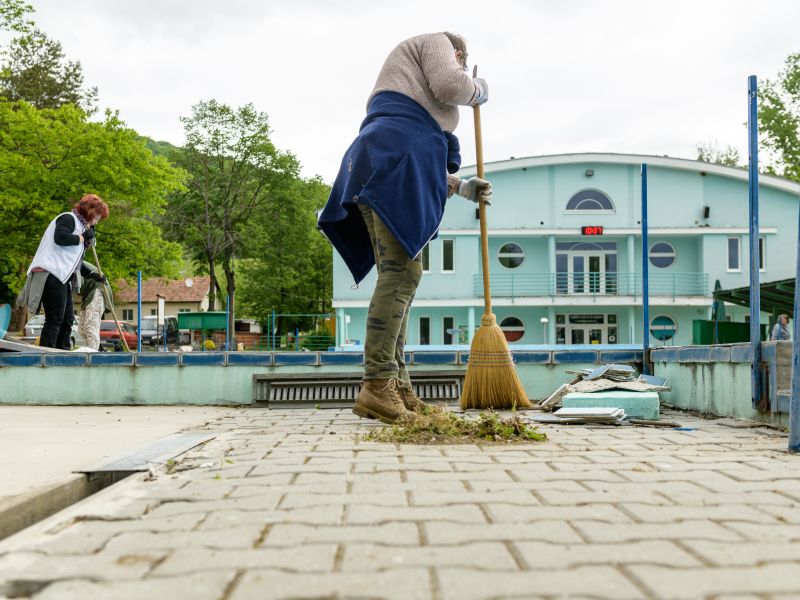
253, 370, 464, 408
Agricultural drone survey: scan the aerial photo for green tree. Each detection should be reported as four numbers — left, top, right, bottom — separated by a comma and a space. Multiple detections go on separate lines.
237, 176, 332, 334
0, 28, 98, 113
165, 100, 300, 336
759, 52, 800, 182
696, 140, 741, 167
0, 0, 33, 33
0, 100, 185, 309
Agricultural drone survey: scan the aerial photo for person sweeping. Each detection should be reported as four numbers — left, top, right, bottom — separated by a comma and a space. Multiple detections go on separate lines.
318, 32, 492, 424
17, 194, 109, 350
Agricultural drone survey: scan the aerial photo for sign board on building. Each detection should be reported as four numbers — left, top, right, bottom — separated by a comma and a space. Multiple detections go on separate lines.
581, 226, 604, 236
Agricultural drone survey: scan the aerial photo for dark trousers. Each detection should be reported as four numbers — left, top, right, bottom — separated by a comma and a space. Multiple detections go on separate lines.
40, 273, 74, 350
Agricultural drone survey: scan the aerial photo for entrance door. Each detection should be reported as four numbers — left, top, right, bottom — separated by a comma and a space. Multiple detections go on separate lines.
570, 325, 605, 344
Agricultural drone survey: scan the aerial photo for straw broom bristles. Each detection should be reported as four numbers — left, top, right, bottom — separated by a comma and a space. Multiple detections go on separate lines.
460, 314, 532, 410
460, 67, 531, 411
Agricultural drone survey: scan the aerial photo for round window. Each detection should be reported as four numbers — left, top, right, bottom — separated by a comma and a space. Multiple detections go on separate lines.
499, 316, 525, 343
650, 315, 677, 341
498, 242, 525, 269
649, 242, 676, 268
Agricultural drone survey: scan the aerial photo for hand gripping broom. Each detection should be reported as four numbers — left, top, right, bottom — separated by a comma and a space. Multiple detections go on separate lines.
460, 67, 531, 410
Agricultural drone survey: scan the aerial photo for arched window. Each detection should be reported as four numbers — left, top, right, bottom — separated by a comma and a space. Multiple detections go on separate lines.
650, 242, 676, 268
498, 242, 525, 269
499, 316, 525, 343
565, 189, 615, 212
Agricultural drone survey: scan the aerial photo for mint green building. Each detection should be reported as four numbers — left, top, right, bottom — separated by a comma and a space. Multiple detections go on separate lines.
332, 153, 800, 348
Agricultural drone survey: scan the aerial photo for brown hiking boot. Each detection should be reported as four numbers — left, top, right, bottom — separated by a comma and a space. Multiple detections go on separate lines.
397, 380, 427, 412
352, 378, 410, 424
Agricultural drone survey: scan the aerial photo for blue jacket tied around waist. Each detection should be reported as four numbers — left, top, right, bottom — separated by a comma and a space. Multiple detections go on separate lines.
318, 92, 461, 284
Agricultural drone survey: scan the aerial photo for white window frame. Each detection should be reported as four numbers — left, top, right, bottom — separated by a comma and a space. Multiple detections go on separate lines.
759, 236, 766, 272
727, 237, 741, 272
421, 243, 430, 274
122, 309, 133, 321
649, 242, 677, 269
497, 242, 526, 270
418, 316, 431, 345
442, 315, 455, 345
441, 239, 455, 274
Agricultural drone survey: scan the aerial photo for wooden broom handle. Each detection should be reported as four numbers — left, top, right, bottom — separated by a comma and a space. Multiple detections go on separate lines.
472, 66, 492, 316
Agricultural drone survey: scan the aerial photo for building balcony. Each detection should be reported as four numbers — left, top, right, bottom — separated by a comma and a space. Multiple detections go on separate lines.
474, 272, 709, 298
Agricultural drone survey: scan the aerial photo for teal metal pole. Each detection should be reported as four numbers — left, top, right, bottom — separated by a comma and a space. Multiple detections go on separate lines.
790, 198, 800, 452
748, 75, 762, 408
225, 295, 230, 351
137, 271, 142, 352
641, 163, 650, 374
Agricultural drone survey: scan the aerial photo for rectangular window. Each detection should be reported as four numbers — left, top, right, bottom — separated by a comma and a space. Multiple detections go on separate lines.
178, 308, 190, 313
122, 309, 133, 321
759, 237, 766, 271
443, 316, 455, 345
150, 309, 158, 316
419, 317, 430, 345
555, 254, 568, 294
441, 239, 454, 273
727, 237, 740, 271
421, 243, 430, 273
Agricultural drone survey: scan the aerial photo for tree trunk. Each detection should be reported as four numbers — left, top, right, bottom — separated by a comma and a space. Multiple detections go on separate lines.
223, 260, 235, 350
206, 253, 218, 311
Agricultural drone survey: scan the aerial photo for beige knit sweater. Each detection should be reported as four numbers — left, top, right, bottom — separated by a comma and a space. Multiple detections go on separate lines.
368, 32, 478, 134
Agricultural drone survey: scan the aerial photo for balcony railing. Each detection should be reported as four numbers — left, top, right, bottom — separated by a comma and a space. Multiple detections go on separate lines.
473, 272, 708, 298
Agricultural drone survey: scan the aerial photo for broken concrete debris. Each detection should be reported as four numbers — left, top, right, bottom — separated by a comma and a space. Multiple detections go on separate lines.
536, 363, 671, 424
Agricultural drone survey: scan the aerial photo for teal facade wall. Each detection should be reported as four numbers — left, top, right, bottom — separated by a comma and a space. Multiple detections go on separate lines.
332, 154, 800, 348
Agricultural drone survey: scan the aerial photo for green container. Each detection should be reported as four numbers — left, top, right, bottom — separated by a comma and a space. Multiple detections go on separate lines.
692, 320, 768, 344
562, 391, 660, 420
177, 312, 227, 331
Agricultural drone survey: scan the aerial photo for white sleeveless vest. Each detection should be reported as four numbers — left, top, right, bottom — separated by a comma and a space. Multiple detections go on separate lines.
27, 212, 86, 284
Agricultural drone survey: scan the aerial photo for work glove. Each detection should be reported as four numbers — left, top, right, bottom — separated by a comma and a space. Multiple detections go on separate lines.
457, 177, 492, 205
88, 271, 107, 284
469, 77, 489, 106
82, 227, 95, 248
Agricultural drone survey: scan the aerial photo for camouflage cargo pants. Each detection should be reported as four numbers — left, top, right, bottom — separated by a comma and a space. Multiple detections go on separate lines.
357, 204, 422, 382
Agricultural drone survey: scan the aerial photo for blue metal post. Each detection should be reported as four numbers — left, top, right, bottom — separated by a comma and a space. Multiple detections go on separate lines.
271, 309, 276, 350
748, 75, 762, 407
790, 198, 800, 452
641, 163, 650, 374
137, 271, 142, 353
225, 295, 230, 351
295, 327, 299, 351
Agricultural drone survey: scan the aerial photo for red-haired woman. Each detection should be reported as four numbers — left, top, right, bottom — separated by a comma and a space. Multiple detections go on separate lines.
17, 194, 110, 349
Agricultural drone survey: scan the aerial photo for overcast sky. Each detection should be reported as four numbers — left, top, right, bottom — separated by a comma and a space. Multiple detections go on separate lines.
13, 0, 800, 180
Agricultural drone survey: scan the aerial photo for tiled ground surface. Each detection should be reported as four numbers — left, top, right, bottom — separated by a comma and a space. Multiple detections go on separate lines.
1, 408, 798, 599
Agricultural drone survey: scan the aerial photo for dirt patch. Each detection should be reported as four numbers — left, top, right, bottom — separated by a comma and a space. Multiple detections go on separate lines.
363, 407, 547, 445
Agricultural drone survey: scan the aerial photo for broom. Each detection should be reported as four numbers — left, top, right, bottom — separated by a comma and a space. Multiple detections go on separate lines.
460, 66, 531, 411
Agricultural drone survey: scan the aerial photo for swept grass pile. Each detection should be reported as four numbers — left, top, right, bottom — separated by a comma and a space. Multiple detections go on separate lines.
364, 407, 547, 445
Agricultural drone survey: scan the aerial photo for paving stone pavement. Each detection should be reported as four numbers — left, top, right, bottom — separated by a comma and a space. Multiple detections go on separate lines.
1, 408, 799, 599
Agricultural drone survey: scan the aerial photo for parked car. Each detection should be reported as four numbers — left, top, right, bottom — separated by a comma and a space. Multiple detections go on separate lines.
99, 320, 138, 351
22, 314, 87, 348
139, 315, 181, 348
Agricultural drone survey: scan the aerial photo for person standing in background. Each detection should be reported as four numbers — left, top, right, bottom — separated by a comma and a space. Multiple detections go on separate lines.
17, 194, 109, 349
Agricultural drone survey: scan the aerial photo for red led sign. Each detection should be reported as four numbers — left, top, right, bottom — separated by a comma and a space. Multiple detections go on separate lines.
581, 226, 604, 236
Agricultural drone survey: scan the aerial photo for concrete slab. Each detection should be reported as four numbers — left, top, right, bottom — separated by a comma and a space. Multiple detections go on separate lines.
562, 391, 660, 420
0, 406, 236, 501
